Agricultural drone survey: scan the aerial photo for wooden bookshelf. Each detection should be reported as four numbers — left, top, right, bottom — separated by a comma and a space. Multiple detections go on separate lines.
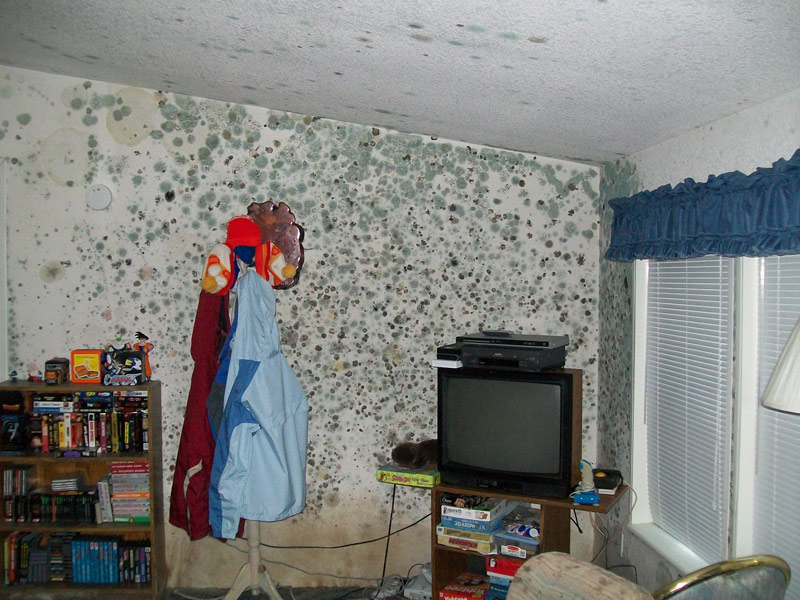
0, 380, 165, 600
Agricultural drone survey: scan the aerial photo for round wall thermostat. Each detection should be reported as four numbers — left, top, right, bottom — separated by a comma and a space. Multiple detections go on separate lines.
86, 184, 112, 210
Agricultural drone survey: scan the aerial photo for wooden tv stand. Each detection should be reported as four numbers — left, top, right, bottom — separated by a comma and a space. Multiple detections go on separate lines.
431, 482, 628, 597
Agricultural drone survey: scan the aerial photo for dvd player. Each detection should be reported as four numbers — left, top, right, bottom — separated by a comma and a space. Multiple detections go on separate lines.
435, 332, 569, 372
457, 331, 569, 349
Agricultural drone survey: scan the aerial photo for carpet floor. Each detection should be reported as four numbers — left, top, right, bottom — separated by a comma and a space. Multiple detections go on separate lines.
169, 586, 377, 600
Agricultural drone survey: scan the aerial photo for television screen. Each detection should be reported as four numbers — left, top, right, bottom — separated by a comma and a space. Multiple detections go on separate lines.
438, 368, 580, 497
443, 377, 562, 474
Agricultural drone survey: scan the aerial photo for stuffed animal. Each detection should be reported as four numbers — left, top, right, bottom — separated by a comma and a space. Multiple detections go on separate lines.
200, 201, 305, 293
391, 439, 438, 470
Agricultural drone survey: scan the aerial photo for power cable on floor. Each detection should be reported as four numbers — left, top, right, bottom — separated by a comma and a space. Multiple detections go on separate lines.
256, 511, 430, 550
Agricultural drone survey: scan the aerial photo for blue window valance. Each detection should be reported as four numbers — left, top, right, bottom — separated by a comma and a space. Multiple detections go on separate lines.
605, 148, 800, 262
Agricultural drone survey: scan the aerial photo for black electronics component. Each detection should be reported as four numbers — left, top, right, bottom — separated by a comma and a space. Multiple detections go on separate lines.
457, 331, 569, 349
435, 343, 463, 362
447, 333, 568, 372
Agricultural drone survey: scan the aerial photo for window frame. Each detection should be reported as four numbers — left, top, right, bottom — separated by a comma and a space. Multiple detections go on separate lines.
629, 257, 760, 570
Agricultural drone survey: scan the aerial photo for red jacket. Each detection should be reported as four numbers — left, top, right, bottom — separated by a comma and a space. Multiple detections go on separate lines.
169, 291, 230, 539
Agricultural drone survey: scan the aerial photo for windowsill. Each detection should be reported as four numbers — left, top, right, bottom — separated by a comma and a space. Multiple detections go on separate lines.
627, 523, 708, 576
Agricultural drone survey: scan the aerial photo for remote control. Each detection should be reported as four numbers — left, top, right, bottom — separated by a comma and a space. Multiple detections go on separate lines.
481, 330, 511, 337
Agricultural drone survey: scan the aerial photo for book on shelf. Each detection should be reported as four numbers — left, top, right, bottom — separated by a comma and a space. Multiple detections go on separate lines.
441, 497, 513, 522
436, 524, 494, 543
439, 572, 490, 600
593, 468, 623, 495
485, 555, 526, 579
96, 474, 113, 523
51, 471, 87, 492
487, 578, 511, 600
1, 414, 28, 454
440, 514, 505, 534
440, 493, 488, 508
376, 461, 440, 488
436, 533, 497, 555
110, 459, 149, 473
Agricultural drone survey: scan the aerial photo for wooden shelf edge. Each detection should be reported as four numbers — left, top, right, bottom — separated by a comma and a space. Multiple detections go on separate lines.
1, 582, 153, 598
432, 482, 628, 514
0, 521, 152, 533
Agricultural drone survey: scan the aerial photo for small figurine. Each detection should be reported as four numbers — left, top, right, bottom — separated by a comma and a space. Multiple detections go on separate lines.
133, 331, 154, 380
9, 370, 18, 382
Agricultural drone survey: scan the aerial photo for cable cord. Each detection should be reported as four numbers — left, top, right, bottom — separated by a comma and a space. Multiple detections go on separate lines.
372, 484, 397, 599
171, 590, 227, 600
256, 512, 431, 550
591, 482, 639, 565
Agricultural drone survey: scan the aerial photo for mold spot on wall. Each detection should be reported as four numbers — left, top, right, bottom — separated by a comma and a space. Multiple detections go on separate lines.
40, 127, 89, 186
39, 261, 67, 283
106, 87, 157, 146
61, 84, 88, 111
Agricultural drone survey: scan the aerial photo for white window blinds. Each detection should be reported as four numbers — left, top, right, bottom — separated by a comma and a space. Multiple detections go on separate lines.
755, 254, 800, 599
645, 256, 733, 563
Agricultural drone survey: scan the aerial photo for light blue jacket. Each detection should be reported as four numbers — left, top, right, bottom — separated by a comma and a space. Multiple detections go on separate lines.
208, 271, 308, 539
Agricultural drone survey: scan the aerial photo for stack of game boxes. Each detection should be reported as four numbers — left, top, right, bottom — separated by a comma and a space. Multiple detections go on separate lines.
436, 494, 515, 555
109, 461, 150, 523
485, 556, 526, 600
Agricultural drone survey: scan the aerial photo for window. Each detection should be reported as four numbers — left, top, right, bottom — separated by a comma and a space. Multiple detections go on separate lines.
632, 254, 800, 599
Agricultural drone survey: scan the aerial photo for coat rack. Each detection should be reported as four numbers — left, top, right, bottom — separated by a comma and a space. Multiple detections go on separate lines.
224, 520, 283, 600
202, 202, 306, 600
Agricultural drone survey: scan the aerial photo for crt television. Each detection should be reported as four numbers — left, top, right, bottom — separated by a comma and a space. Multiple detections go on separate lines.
437, 367, 582, 498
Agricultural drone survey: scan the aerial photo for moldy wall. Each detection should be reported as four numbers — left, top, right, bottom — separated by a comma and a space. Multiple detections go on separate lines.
0, 65, 601, 588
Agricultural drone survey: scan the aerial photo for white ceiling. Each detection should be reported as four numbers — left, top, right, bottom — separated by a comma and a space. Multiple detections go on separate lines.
1, 0, 799, 163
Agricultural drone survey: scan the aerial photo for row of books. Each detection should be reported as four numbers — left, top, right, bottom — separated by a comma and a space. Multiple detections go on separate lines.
3, 531, 152, 585
2, 461, 150, 525
5, 489, 98, 524
437, 493, 541, 558
1, 390, 149, 456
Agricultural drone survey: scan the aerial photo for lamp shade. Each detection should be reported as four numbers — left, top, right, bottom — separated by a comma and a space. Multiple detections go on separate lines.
761, 316, 800, 414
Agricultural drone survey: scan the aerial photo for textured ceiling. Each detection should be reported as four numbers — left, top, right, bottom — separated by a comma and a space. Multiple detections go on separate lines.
1, 0, 799, 163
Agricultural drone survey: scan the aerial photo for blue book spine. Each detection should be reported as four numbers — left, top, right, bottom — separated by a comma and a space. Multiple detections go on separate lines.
98, 541, 105, 584
440, 514, 502, 533
111, 541, 119, 583
139, 546, 146, 583
71, 540, 80, 584
90, 540, 98, 583
103, 540, 113, 583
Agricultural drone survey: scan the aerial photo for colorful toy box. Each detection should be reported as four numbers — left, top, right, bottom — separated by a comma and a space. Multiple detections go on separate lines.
44, 358, 70, 385
70, 349, 104, 384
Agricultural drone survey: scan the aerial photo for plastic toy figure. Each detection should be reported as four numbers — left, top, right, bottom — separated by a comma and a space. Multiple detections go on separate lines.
133, 331, 154, 380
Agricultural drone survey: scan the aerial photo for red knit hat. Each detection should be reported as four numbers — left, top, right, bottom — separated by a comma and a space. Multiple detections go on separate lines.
225, 216, 261, 248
